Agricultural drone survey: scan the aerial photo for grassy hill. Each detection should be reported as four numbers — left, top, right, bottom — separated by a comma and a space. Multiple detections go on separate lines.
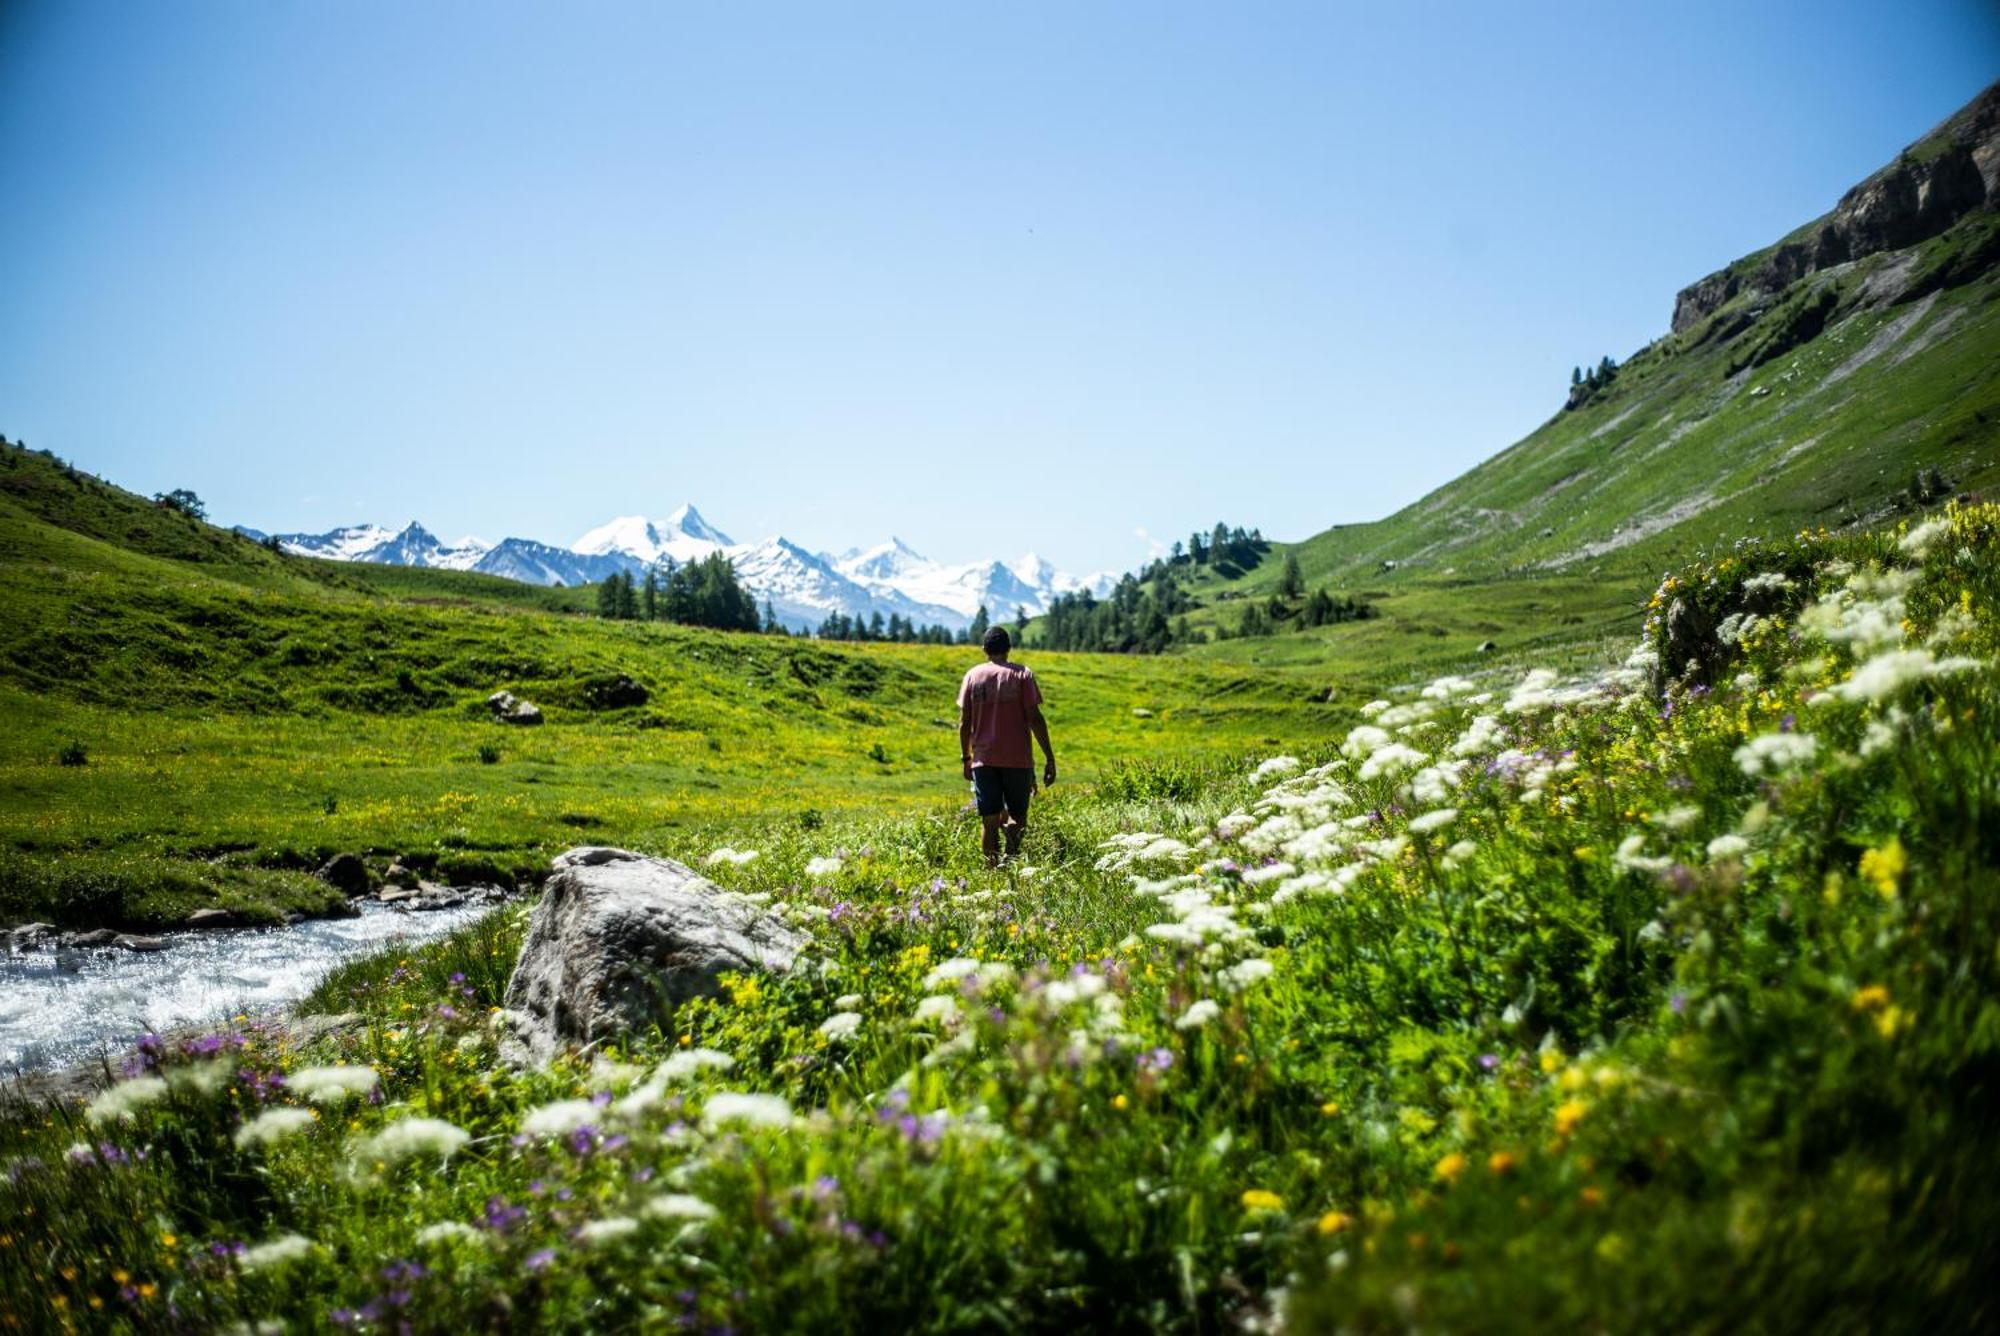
0, 440, 1340, 929
1176, 88, 2000, 669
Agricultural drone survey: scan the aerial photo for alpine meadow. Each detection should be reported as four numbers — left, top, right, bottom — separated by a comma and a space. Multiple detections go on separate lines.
3, 18, 2000, 1336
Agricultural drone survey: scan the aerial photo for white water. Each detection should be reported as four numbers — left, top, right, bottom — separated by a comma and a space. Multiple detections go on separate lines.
0, 903, 493, 1073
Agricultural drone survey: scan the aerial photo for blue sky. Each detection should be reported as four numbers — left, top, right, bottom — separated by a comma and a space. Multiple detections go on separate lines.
1, 2, 1993, 573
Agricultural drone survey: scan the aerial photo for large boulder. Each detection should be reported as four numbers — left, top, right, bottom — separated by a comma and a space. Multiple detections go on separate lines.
499, 847, 807, 1065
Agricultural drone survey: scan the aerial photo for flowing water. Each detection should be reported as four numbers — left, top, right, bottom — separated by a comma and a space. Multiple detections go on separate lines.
0, 903, 493, 1074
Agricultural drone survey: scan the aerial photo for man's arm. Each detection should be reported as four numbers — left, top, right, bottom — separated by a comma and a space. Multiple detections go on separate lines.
1028, 704, 1055, 786
959, 709, 975, 782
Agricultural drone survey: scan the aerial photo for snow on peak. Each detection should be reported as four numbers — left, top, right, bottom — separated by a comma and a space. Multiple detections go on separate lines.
664, 503, 733, 546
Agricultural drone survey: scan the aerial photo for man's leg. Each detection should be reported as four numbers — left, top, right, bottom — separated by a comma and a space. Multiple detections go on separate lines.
1001, 769, 1030, 861
981, 816, 1005, 867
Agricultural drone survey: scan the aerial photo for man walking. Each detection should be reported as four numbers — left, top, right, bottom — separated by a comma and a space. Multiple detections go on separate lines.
958, 626, 1056, 867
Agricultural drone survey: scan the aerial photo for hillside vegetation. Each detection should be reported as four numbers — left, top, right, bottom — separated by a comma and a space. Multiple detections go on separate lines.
0, 440, 1337, 928
1173, 87, 2000, 669
4, 502, 1994, 1330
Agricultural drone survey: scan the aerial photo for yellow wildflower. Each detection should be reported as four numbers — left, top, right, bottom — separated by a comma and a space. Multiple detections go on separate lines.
1858, 838, 1906, 899
1554, 1099, 1590, 1136
1433, 1152, 1469, 1185
1320, 1100, 1341, 1117
1241, 1189, 1285, 1214
1487, 1150, 1518, 1176
1112, 1094, 1129, 1111
1317, 1210, 1352, 1235
1874, 1005, 1912, 1040
1850, 984, 1891, 1011
1539, 1050, 1565, 1075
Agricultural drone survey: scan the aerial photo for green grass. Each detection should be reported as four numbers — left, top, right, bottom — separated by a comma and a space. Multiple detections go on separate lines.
0, 441, 1342, 929
1169, 211, 2000, 667
3, 505, 1995, 1330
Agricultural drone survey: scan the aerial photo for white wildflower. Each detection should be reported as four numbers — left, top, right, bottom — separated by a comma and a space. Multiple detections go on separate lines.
1253, 756, 1302, 780
1504, 668, 1561, 714
1241, 861, 1296, 887
287, 1065, 379, 1105
1175, 999, 1222, 1031
521, 1099, 601, 1138
645, 1193, 718, 1222
1613, 834, 1672, 875
1408, 807, 1458, 835
1408, 760, 1468, 806
913, 995, 960, 1026
415, 1221, 484, 1246
1359, 699, 1391, 718
354, 1117, 470, 1166
1859, 706, 1908, 758
1218, 958, 1275, 993
232, 1107, 316, 1149
1340, 725, 1392, 759
239, 1234, 315, 1271
1654, 805, 1702, 831
704, 847, 760, 867
1835, 648, 1979, 704
1898, 517, 1950, 559
803, 856, 844, 878
1358, 743, 1425, 781
85, 1076, 168, 1124
576, 1216, 641, 1246
1733, 731, 1819, 777
658, 1048, 736, 1081
817, 1011, 863, 1042
1742, 571, 1792, 596
701, 1092, 793, 1130
1706, 834, 1750, 861
924, 957, 981, 989
1450, 714, 1503, 758
1422, 675, 1478, 701
1442, 839, 1478, 870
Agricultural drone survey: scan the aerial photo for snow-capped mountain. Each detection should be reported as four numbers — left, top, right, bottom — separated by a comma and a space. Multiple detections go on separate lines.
573, 505, 734, 567
253, 506, 1115, 633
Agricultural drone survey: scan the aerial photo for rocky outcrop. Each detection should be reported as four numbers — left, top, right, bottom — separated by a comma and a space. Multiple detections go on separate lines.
498, 847, 807, 1065
317, 852, 375, 896
486, 690, 544, 725
1672, 81, 2000, 334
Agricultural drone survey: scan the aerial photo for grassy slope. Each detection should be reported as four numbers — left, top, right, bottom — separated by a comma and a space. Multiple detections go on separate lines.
4, 507, 1994, 1331
1179, 202, 2000, 669
0, 442, 1340, 928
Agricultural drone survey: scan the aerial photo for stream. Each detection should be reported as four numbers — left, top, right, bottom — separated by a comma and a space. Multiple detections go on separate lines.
1, 902, 494, 1074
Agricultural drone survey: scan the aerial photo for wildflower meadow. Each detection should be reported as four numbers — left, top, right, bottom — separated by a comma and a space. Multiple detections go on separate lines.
4, 503, 1998, 1330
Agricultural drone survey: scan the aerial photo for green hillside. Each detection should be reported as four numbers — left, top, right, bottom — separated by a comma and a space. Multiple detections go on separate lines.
0, 440, 1337, 928
1180, 86, 2000, 667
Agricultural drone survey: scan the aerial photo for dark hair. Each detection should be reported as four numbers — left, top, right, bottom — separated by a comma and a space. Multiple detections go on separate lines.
982, 626, 1011, 655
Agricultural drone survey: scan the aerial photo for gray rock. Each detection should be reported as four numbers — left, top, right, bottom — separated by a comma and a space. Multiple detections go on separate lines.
112, 933, 170, 952
1478, 640, 1499, 653
185, 907, 235, 929
487, 691, 544, 726
318, 852, 375, 896
499, 847, 806, 1065
64, 928, 120, 947
7, 923, 56, 951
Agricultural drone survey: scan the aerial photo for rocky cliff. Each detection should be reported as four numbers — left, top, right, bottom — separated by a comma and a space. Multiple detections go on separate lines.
1671, 81, 2000, 333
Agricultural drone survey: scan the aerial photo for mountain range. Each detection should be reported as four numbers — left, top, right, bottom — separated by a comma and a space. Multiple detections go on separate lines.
239, 505, 1113, 632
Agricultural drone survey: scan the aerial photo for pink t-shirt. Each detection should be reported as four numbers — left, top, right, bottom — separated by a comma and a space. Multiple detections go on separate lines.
958, 660, 1042, 769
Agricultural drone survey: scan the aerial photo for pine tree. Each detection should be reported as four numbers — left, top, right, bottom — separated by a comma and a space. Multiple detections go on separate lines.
642, 570, 660, 621
968, 605, 990, 643
1277, 552, 1305, 600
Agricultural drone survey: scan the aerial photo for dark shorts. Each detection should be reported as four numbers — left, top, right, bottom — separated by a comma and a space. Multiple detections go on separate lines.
972, 766, 1033, 821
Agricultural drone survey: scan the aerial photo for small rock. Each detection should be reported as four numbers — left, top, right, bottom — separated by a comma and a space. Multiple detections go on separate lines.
1478, 640, 1499, 653
8, 922, 57, 950
112, 933, 170, 952
377, 887, 416, 904
487, 691, 545, 726
65, 927, 120, 947
186, 908, 235, 929
318, 852, 375, 896
383, 860, 418, 889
